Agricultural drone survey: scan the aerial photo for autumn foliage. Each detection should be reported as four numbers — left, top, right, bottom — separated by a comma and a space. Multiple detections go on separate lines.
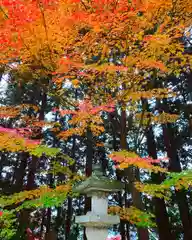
0, 0, 192, 239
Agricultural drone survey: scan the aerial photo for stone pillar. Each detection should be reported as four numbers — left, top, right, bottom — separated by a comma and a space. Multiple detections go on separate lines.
86, 227, 108, 240
92, 195, 108, 215
73, 164, 123, 240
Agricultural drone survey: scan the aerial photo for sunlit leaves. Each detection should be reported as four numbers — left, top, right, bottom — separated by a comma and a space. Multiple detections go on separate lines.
135, 171, 192, 200
109, 206, 156, 227
0, 130, 39, 153
0, 106, 20, 118
0, 184, 71, 209
135, 182, 171, 200
135, 112, 179, 125
119, 88, 176, 102
0, 186, 52, 207
16, 184, 71, 209
30, 145, 60, 157
0, 0, 191, 236
56, 99, 114, 139
109, 150, 167, 173
48, 161, 73, 176
0, 104, 39, 118
0, 128, 60, 156
0, 210, 17, 239
0, 0, 77, 70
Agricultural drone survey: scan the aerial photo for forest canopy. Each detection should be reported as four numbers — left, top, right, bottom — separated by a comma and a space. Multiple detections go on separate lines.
0, 0, 192, 239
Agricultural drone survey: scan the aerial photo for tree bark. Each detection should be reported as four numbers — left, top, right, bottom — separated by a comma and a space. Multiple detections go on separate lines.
109, 110, 127, 239
26, 91, 47, 190
15, 152, 28, 192
162, 123, 192, 240
120, 108, 149, 240
84, 129, 93, 240
160, 98, 192, 239
146, 125, 174, 240
65, 136, 76, 240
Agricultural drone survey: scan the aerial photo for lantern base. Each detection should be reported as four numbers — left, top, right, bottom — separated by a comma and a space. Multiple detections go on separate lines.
86, 227, 108, 240
75, 212, 120, 228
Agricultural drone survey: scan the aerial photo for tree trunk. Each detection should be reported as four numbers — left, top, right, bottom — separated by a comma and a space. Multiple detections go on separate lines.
65, 136, 76, 240
40, 209, 46, 239
45, 229, 57, 240
162, 123, 192, 240
116, 169, 126, 240
84, 129, 93, 240
26, 155, 37, 190
0, 152, 6, 182
46, 207, 52, 234
15, 152, 28, 192
146, 125, 174, 240
109, 110, 127, 239
125, 185, 131, 240
13, 152, 30, 238
120, 108, 149, 240
23, 90, 47, 239
26, 91, 47, 190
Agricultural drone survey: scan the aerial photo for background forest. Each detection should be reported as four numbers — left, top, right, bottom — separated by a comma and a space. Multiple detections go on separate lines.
0, 0, 192, 239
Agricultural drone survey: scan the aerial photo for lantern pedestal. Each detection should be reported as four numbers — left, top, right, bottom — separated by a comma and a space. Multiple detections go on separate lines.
86, 227, 108, 240
73, 164, 123, 240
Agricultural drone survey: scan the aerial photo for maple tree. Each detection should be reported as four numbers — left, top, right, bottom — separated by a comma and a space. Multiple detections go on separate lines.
55, 99, 115, 139
0, 0, 191, 239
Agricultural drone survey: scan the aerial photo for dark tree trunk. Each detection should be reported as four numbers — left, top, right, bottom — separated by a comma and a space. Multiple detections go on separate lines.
162, 123, 192, 240
26, 91, 47, 190
45, 229, 57, 240
0, 152, 6, 182
22, 90, 47, 239
85, 129, 93, 178
39, 91, 47, 121
65, 136, 76, 240
40, 209, 46, 238
160, 98, 192, 239
116, 169, 126, 240
15, 152, 28, 192
45, 163, 54, 233
13, 153, 30, 239
125, 185, 131, 240
84, 129, 93, 240
26, 155, 37, 190
46, 207, 52, 234
120, 108, 149, 240
55, 206, 62, 234
109, 109, 127, 240
65, 197, 72, 239
146, 125, 174, 240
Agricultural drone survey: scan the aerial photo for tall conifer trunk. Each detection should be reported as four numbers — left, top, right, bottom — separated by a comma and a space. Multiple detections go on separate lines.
84, 129, 93, 240
65, 136, 76, 239
22, 90, 47, 238
14, 152, 28, 192
120, 108, 149, 240
13, 152, 30, 239
162, 123, 192, 240
26, 91, 47, 190
109, 110, 127, 239
142, 99, 174, 239
161, 100, 192, 240
146, 126, 174, 239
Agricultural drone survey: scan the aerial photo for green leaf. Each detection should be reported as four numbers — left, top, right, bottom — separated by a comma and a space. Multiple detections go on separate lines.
30, 145, 60, 157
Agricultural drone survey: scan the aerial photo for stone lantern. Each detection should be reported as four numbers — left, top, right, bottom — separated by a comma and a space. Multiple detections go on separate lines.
73, 164, 123, 240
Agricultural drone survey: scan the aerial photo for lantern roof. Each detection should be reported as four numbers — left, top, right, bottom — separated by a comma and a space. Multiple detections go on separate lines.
73, 164, 123, 195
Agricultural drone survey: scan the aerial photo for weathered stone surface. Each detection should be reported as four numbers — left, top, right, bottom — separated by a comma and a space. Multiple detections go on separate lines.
86, 227, 108, 240
76, 212, 120, 228
73, 164, 124, 196
74, 164, 122, 240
